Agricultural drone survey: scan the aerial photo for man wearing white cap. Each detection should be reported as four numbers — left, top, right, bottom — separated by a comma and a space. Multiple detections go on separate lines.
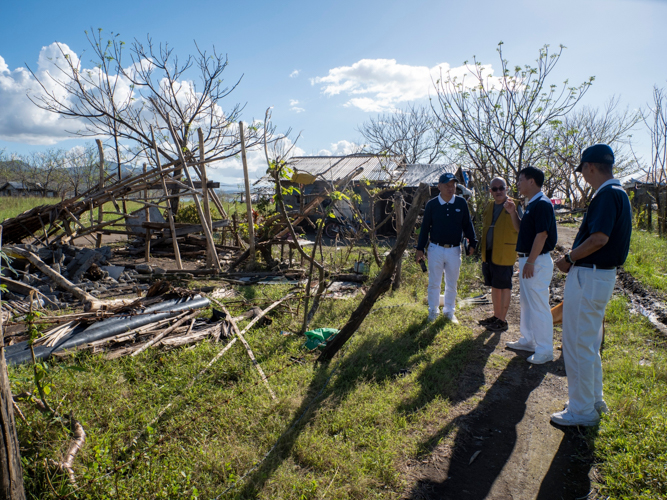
551, 144, 632, 427
416, 172, 476, 323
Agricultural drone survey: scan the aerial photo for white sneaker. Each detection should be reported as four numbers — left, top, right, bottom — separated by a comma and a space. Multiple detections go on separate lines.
550, 408, 600, 427
447, 314, 459, 325
505, 340, 536, 352
564, 400, 609, 415
527, 352, 553, 364
428, 313, 439, 322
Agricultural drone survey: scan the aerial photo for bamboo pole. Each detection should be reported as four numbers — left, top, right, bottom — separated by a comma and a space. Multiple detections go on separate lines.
209, 296, 293, 400
95, 139, 105, 248
239, 121, 256, 262
143, 163, 151, 263
164, 118, 221, 272
151, 127, 182, 270
0, 227, 27, 499
198, 128, 214, 267
130, 311, 196, 357
392, 192, 404, 291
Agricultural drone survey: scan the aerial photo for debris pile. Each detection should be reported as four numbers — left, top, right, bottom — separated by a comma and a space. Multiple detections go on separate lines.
2, 243, 144, 312
3, 283, 221, 363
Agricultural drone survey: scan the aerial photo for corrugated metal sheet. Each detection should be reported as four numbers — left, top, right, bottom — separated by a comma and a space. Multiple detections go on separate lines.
400, 164, 458, 186
287, 155, 404, 182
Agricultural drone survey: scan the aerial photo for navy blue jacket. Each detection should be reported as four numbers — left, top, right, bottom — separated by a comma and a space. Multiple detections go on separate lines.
417, 195, 477, 251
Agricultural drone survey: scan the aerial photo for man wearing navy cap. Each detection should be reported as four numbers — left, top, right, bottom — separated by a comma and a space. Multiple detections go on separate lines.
551, 144, 632, 427
416, 172, 476, 323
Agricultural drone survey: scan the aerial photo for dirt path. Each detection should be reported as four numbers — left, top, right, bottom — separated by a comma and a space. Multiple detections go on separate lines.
404, 225, 598, 500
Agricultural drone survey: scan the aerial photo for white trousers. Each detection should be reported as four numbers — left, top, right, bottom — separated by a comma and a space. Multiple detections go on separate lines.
427, 243, 462, 316
562, 266, 616, 418
518, 254, 554, 356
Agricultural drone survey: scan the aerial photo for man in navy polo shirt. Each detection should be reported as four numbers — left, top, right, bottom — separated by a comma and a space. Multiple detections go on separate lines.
504, 167, 557, 364
416, 173, 476, 323
551, 144, 632, 427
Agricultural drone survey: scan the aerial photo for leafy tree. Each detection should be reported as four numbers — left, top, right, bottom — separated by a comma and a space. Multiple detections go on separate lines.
540, 97, 641, 205
432, 42, 593, 189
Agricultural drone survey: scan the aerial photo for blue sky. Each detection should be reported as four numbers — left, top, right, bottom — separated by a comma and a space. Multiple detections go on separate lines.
0, 0, 665, 184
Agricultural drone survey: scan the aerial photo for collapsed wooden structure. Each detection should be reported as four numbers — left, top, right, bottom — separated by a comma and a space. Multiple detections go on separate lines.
0, 132, 234, 272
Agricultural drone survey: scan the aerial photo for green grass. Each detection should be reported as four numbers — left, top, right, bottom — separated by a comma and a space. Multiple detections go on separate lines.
0, 196, 56, 221
8, 238, 667, 498
10, 255, 484, 499
624, 230, 667, 294
0, 196, 145, 222
593, 297, 667, 498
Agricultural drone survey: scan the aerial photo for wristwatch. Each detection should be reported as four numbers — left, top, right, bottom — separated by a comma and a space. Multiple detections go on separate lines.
565, 253, 576, 265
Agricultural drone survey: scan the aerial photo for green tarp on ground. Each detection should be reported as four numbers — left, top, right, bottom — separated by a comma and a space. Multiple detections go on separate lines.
303, 328, 339, 350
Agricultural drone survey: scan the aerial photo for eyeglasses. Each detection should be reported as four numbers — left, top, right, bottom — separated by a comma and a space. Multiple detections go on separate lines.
491, 186, 506, 192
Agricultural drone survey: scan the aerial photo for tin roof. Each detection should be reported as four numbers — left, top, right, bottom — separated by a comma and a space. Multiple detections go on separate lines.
286, 154, 405, 183
400, 164, 458, 186
0, 181, 46, 191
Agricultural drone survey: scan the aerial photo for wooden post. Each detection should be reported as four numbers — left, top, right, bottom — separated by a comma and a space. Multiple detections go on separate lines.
165, 119, 221, 272
239, 121, 256, 262
392, 192, 404, 291
0, 227, 27, 500
151, 128, 182, 270
198, 128, 215, 267
95, 139, 105, 248
143, 163, 150, 263
318, 183, 430, 362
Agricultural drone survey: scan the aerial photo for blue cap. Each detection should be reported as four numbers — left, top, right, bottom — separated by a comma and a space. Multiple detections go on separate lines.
576, 144, 614, 172
438, 172, 457, 184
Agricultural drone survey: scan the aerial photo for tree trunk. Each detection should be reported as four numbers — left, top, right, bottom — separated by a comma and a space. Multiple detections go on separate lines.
392, 192, 404, 291
317, 183, 429, 362
0, 227, 27, 499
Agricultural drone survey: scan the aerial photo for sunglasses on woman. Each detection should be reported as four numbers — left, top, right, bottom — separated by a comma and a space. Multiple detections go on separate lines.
491, 186, 506, 192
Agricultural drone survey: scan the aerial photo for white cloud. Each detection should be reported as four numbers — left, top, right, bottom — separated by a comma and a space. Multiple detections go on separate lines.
312, 58, 499, 112
0, 43, 88, 144
289, 70, 300, 78
289, 99, 305, 113
318, 140, 362, 156
0, 43, 231, 146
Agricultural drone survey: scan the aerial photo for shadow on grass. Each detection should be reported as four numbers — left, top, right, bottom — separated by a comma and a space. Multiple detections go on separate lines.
230, 315, 454, 498
229, 309, 520, 499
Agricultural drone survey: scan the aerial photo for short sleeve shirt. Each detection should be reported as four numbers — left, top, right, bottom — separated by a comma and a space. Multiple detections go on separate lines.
573, 180, 632, 267
516, 193, 557, 254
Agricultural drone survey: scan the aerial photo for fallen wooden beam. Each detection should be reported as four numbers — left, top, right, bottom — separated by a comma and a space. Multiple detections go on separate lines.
209, 294, 294, 400
131, 311, 198, 357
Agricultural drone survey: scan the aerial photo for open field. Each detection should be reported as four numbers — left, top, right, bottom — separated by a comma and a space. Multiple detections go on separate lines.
2, 196, 666, 498
3, 241, 665, 499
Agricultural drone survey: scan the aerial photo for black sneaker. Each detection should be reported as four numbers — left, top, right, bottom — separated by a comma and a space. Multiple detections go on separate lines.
487, 318, 509, 332
478, 315, 498, 326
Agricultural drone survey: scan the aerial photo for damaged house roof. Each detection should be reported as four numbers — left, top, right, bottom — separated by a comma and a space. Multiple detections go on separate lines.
400, 164, 459, 186
284, 154, 405, 183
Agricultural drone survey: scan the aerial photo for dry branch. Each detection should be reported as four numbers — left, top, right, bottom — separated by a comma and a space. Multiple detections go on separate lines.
208, 295, 293, 400
317, 183, 430, 362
